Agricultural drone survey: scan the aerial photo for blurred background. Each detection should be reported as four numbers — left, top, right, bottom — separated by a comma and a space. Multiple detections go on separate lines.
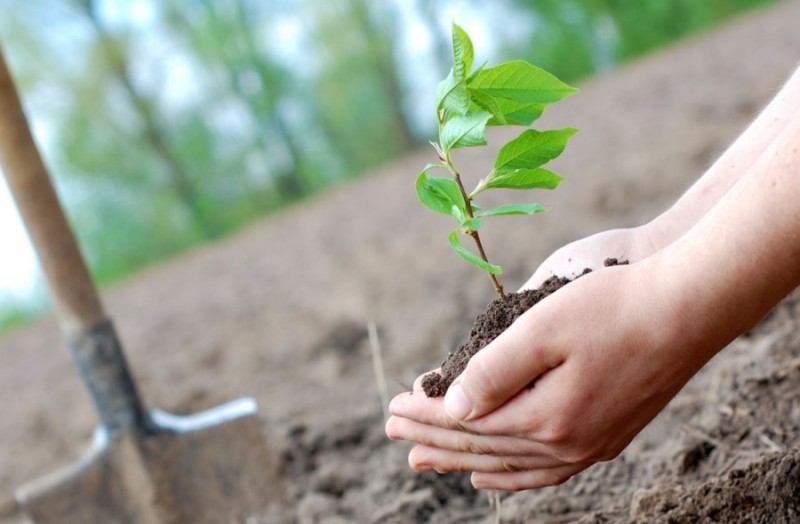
0, 0, 778, 332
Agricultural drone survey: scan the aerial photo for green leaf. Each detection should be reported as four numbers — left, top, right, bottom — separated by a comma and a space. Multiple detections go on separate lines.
486, 98, 545, 126
450, 203, 467, 224
469, 88, 506, 125
466, 60, 487, 83
422, 162, 446, 172
494, 128, 577, 172
476, 203, 545, 218
478, 167, 563, 194
440, 111, 492, 153
451, 23, 474, 82
469, 61, 578, 104
449, 205, 483, 232
448, 230, 502, 275
416, 170, 467, 216
435, 24, 477, 115
436, 69, 470, 115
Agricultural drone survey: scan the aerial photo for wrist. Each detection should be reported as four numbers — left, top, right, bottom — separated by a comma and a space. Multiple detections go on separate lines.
633, 248, 729, 373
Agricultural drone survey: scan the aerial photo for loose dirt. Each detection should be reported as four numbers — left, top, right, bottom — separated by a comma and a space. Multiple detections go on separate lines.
2, 2, 800, 522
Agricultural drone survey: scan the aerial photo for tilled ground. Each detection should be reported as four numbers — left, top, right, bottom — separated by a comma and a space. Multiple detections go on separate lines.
2, 2, 800, 522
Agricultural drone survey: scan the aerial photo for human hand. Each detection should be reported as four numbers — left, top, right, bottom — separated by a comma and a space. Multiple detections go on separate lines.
387, 258, 716, 491
521, 225, 662, 290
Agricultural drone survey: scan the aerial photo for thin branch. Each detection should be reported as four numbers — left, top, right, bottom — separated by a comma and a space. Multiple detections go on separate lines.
452, 168, 507, 301
469, 231, 506, 300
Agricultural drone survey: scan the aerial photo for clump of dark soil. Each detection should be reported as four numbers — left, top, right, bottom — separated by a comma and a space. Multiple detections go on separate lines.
422, 258, 626, 397
629, 450, 800, 523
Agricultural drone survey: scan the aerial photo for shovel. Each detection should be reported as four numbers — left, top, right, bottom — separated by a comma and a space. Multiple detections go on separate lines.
0, 45, 275, 523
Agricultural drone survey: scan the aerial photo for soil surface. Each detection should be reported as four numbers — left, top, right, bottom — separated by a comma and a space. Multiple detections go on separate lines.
3, 2, 800, 523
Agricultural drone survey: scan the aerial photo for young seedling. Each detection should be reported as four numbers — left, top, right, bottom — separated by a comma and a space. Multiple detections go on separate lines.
416, 23, 578, 301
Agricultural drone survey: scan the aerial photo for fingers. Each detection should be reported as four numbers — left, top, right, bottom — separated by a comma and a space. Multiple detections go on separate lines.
407, 445, 568, 474
391, 368, 568, 439
388, 390, 491, 434
520, 228, 637, 291
385, 416, 553, 457
470, 462, 591, 491
444, 310, 564, 422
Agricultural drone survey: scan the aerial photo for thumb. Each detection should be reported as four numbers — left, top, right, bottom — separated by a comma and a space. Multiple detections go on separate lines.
444, 309, 563, 421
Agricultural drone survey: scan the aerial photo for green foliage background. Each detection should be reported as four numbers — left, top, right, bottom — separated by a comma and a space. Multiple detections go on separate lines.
0, 0, 778, 331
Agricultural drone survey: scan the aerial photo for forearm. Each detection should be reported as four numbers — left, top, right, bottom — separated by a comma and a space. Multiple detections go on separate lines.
644, 64, 800, 251
527, 67, 800, 286
655, 100, 800, 363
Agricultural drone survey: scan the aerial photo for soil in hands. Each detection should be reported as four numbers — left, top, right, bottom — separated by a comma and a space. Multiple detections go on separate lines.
422, 258, 627, 397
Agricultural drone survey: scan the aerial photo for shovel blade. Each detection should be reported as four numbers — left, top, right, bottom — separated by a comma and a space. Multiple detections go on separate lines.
16, 399, 276, 524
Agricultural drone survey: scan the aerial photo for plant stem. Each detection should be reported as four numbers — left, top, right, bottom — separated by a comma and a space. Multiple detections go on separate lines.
470, 230, 506, 300
451, 167, 507, 302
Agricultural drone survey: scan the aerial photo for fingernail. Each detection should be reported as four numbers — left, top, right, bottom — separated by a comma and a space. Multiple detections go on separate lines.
444, 383, 472, 421
415, 464, 433, 473
471, 474, 488, 490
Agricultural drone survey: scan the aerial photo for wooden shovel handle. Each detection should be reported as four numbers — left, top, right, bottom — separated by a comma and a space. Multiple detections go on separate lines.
0, 45, 105, 336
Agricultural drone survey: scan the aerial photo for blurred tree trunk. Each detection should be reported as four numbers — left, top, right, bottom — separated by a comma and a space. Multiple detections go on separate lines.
347, 0, 416, 150
167, 0, 311, 205
76, 0, 222, 239
238, 1, 317, 201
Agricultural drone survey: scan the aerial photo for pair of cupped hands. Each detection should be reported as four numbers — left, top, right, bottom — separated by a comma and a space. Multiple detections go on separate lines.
386, 64, 800, 490
385, 226, 716, 491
